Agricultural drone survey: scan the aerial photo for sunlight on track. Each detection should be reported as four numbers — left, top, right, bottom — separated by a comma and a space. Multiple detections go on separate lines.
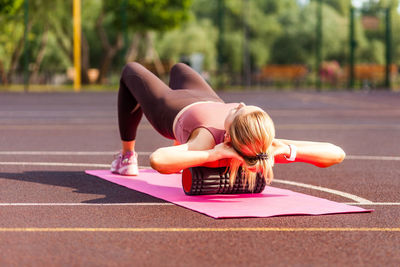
1, 151, 398, 205
0, 161, 374, 203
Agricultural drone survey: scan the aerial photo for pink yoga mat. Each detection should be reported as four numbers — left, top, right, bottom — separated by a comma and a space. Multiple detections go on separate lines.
85, 169, 372, 219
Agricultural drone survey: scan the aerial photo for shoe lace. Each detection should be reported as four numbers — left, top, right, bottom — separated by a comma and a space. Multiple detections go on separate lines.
113, 152, 122, 160
121, 151, 137, 164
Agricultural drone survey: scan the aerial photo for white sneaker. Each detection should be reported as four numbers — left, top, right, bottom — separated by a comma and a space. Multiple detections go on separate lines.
110, 151, 139, 176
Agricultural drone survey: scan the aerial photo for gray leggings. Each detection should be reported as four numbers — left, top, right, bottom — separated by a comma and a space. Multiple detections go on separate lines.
118, 62, 223, 141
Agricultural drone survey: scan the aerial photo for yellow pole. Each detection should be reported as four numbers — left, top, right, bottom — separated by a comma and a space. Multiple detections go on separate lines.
73, 0, 81, 92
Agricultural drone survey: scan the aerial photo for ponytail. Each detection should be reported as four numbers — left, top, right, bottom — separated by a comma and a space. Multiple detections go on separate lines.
228, 110, 275, 191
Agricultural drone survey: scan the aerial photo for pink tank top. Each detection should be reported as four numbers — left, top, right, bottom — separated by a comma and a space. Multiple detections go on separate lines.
174, 102, 238, 144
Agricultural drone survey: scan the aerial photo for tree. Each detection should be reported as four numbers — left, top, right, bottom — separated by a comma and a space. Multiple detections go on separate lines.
95, 0, 192, 83
0, 0, 26, 83
155, 18, 218, 70
190, 0, 292, 73
0, 0, 74, 84
0, 0, 24, 15
324, 0, 351, 16
270, 2, 349, 66
360, 0, 400, 65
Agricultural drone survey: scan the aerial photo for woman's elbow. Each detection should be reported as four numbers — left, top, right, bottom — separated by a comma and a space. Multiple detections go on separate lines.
337, 147, 346, 163
320, 146, 346, 168
331, 145, 346, 165
149, 151, 172, 174
150, 151, 163, 171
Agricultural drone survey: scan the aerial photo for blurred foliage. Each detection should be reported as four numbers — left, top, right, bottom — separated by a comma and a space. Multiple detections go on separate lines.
0, 0, 24, 15
155, 18, 218, 70
105, 0, 192, 31
271, 2, 349, 65
0, 0, 399, 89
325, 0, 351, 16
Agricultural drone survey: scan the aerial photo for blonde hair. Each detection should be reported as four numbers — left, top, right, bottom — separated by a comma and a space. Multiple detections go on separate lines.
228, 110, 275, 191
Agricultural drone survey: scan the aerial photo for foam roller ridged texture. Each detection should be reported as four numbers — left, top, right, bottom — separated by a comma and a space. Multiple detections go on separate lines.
182, 167, 266, 195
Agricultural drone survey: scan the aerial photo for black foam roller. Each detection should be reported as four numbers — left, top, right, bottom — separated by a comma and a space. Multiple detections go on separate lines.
182, 167, 266, 195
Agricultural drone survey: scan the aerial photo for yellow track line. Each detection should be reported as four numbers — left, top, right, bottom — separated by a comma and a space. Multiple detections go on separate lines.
0, 227, 399, 232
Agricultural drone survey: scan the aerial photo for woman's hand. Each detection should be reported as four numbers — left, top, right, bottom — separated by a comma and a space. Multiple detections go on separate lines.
271, 138, 346, 167
212, 142, 244, 162
271, 139, 291, 163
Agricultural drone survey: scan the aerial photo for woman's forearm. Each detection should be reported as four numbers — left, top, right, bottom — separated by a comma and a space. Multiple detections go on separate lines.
150, 146, 220, 174
275, 139, 346, 167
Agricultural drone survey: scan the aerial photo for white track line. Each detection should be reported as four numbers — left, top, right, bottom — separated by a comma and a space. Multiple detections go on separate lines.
0, 162, 153, 169
346, 155, 400, 161
0, 162, 110, 168
273, 179, 373, 204
0, 157, 381, 204
2, 123, 400, 130
343, 202, 400, 206
0, 160, 373, 204
0, 151, 152, 156
0, 203, 172, 206
0, 151, 399, 161
277, 124, 400, 130
1, 202, 398, 206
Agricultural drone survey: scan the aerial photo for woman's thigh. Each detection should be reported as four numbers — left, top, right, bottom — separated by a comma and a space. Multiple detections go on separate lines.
169, 63, 222, 102
121, 62, 220, 139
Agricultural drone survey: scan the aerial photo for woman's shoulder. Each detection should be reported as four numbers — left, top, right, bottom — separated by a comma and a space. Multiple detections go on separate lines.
187, 127, 217, 150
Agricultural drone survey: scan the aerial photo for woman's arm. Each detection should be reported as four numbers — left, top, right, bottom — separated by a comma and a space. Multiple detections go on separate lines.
150, 144, 218, 174
272, 138, 346, 168
150, 128, 242, 174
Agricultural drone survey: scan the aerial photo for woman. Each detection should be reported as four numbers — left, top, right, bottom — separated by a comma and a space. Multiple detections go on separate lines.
111, 62, 346, 190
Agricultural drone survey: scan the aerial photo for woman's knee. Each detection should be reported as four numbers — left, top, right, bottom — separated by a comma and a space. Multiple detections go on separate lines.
122, 62, 144, 77
170, 62, 190, 76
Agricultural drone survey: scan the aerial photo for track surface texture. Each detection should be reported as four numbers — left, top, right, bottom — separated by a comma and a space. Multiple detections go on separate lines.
0, 90, 399, 266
